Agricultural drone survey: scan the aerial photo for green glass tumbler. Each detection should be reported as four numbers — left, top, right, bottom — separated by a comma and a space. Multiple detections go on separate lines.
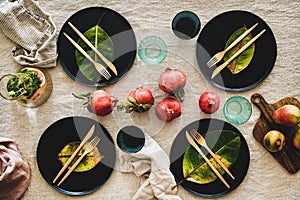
223, 96, 252, 125
138, 36, 167, 65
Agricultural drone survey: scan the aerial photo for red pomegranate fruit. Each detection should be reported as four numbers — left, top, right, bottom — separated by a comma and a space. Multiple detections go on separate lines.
155, 98, 182, 122
158, 67, 186, 101
199, 92, 220, 114
118, 87, 154, 113
73, 90, 117, 116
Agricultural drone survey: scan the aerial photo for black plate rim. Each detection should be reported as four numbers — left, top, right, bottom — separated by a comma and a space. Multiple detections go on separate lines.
57, 6, 137, 87
170, 118, 250, 198
36, 116, 116, 196
196, 10, 277, 92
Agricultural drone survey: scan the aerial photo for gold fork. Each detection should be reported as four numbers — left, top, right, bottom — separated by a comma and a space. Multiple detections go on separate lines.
206, 23, 258, 68
57, 136, 101, 186
53, 125, 95, 184
186, 131, 230, 189
68, 22, 118, 76
63, 32, 111, 80
190, 129, 235, 179
211, 29, 266, 79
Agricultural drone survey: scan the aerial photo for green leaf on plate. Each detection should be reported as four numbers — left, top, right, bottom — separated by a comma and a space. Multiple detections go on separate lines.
58, 141, 103, 172
182, 130, 241, 184
224, 26, 255, 74
75, 26, 114, 82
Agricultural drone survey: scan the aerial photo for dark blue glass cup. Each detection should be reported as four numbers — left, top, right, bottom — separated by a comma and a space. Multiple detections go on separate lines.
172, 11, 201, 40
117, 126, 145, 154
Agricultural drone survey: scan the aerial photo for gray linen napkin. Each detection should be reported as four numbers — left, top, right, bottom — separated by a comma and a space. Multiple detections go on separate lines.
119, 134, 182, 200
0, 0, 57, 68
0, 137, 31, 200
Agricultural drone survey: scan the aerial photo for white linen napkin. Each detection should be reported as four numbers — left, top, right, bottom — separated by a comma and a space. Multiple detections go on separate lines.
0, 137, 31, 200
119, 134, 182, 200
0, 0, 57, 68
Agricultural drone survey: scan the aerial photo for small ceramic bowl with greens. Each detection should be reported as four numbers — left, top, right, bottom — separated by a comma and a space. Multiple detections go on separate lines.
0, 67, 52, 107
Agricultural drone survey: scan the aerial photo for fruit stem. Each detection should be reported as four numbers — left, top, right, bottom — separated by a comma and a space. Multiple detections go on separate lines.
167, 108, 174, 117
72, 92, 91, 100
172, 88, 185, 102
111, 97, 119, 107
297, 116, 300, 124
208, 101, 215, 108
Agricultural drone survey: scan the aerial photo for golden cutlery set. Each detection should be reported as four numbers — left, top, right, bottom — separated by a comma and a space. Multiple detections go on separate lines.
52, 125, 100, 186
185, 129, 235, 189
53, 126, 234, 189
64, 22, 118, 80
64, 21, 264, 81
208, 23, 266, 79
63, 22, 266, 80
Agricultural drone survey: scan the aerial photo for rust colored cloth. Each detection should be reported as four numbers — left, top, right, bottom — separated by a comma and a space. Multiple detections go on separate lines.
0, 137, 30, 200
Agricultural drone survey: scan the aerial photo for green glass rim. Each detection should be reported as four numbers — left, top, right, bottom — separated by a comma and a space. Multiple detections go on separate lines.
223, 96, 252, 125
0, 74, 27, 100
138, 36, 168, 64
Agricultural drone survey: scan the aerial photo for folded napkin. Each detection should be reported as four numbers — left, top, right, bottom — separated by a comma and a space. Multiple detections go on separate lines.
0, 0, 57, 68
0, 137, 31, 200
119, 134, 182, 200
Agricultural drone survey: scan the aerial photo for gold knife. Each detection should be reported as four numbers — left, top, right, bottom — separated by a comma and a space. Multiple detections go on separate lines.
211, 29, 266, 79
185, 131, 230, 189
68, 22, 118, 76
52, 125, 95, 183
191, 129, 235, 180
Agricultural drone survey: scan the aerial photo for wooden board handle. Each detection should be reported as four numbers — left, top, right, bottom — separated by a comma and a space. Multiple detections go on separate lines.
251, 93, 274, 124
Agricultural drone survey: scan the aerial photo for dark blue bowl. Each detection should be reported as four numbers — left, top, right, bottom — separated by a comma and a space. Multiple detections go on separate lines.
172, 11, 201, 40
117, 126, 145, 154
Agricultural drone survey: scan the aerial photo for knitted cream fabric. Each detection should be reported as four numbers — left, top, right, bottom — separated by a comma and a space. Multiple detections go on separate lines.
0, 0, 57, 68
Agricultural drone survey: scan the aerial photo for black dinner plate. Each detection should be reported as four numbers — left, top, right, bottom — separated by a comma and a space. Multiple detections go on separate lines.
196, 10, 277, 91
57, 7, 137, 87
36, 116, 116, 195
170, 118, 250, 198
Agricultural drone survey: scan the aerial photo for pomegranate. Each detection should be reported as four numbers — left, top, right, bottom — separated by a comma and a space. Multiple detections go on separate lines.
158, 67, 186, 101
118, 87, 154, 113
198, 92, 220, 114
73, 90, 117, 116
155, 98, 182, 122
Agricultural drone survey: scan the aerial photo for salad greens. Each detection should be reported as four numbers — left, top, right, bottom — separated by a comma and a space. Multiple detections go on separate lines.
182, 130, 240, 184
224, 26, 255, 74
7, 68, 41, 99
75, 25, 114, 82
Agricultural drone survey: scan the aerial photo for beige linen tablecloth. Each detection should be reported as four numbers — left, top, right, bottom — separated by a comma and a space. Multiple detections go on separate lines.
0, 0, 299, 199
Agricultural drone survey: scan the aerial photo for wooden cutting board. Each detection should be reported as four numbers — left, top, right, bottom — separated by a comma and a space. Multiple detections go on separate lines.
251, 93, 300, 174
